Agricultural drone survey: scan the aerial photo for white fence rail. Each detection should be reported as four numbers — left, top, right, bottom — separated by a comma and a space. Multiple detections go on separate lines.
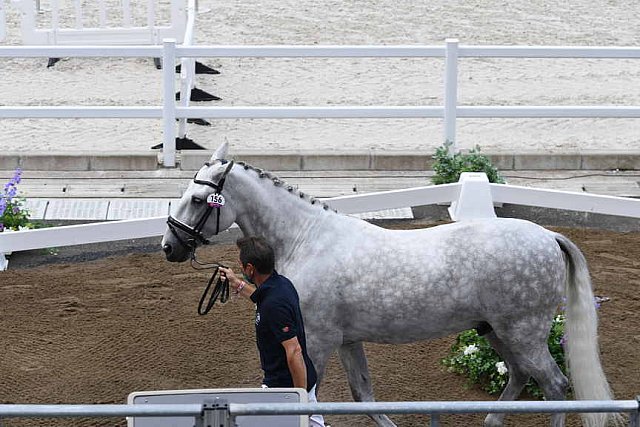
1, 41, 640, 166
490, 185, 640, 218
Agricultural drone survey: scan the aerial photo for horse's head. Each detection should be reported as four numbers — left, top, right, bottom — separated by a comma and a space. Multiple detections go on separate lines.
162, 143, 237, 262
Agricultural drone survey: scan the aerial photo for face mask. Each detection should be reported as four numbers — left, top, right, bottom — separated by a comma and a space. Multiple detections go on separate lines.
242, 267, 254, 284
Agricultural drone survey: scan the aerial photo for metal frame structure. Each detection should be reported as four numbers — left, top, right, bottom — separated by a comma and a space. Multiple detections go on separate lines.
0, 399, 639, 426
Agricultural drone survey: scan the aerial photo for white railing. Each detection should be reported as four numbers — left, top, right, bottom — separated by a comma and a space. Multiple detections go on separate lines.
2, 41, 640, 166
11, 0, 186, 45
2, 173, 639, 270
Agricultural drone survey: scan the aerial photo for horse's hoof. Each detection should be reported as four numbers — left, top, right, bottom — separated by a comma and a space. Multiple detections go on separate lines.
372, 414, 397, 427
484, 413, 504, 427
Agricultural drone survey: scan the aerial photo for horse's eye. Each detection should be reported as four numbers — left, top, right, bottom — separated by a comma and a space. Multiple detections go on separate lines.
192, 196, 204, 204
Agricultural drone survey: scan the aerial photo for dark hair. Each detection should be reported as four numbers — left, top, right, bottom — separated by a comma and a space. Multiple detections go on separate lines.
236, 236, 275, 274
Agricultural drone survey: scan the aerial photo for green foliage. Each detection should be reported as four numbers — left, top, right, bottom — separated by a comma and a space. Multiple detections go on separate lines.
1, 168, 34, 232
431, 141, 505, 185
441, 314, 567, 399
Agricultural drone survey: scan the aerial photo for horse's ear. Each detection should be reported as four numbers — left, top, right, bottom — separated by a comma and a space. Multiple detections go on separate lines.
210, 142, 229, 163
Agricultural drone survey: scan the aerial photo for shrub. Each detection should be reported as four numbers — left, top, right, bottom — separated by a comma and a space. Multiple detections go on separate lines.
441, 297, 605, 398
441, 314, 565, 398
432, 141, 505, 185
0, 168, 33, 232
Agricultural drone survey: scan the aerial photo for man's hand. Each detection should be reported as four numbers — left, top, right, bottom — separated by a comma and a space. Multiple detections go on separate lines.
219, 266, 242, 290
219, 266, 254, 298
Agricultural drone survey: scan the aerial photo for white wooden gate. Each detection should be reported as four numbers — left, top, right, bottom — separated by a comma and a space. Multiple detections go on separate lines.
12, 0, 186, 45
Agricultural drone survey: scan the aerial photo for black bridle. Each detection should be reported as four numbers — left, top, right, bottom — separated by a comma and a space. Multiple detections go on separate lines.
166, 160, 235, 315
166, 160, 235, 251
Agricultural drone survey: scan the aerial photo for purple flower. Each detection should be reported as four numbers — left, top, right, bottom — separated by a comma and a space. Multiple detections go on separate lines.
7, 187, 17, 200
2, 168, 26, 220
559, 335, 567, 347
12, 169, 22, 184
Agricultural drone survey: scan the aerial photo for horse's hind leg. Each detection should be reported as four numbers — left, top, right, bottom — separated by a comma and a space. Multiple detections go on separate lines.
338, 341, 396, 427
483, 331, 533, 427
484, 326, 569, 427
526, 347, 569, 427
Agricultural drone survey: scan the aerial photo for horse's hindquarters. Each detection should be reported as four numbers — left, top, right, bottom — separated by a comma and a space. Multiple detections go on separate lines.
317, 219, 567, 345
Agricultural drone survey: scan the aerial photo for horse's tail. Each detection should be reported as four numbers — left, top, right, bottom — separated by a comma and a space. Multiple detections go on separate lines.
555, 233, 623, 427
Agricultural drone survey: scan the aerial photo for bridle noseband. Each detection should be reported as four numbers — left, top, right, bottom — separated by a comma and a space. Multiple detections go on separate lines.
166, 160, 235, 251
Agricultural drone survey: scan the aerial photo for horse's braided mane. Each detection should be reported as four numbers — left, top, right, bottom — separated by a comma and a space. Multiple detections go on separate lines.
235, 161, 336, 213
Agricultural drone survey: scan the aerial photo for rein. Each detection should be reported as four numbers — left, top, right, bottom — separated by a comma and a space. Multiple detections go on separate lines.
190, 255, 230, 315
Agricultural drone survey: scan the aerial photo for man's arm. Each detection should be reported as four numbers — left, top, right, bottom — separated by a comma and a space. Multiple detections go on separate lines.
281, 336, 307, 390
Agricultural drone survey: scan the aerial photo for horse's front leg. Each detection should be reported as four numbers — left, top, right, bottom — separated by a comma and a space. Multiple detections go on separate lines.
339, 341, 397, 427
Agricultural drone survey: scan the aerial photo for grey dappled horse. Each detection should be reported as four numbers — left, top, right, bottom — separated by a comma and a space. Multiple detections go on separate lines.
162, 144, 620, 427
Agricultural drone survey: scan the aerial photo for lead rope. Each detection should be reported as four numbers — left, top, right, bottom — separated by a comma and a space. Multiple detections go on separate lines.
190, 256, 230, 315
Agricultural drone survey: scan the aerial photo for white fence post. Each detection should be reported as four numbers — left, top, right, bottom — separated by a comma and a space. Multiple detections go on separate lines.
122, 0, 131, 27
178, 0, 197, 139
147, 0, 156, 39
448, 173, 497, 221
444, 38, 459, 154
163, 39, 177, 167
50, 0, 59, 43
98, 0, 107, 28
73, 0, 83, 30
0, 0, 6, 42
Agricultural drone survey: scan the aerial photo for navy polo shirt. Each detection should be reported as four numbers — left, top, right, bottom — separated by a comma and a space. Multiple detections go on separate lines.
250, 271, 317, 391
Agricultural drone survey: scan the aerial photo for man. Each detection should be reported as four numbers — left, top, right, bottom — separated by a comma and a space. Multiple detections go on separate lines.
220, 236, 325, 427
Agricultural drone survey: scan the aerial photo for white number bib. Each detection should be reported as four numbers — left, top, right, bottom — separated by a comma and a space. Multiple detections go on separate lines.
207, 193, 226, 207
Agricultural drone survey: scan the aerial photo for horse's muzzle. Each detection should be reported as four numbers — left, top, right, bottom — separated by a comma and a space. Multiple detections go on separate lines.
162, 243, 172, 255
162, 243, 191, 263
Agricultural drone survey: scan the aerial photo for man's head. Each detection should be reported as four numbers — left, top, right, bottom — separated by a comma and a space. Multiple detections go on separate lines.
237, 236, 275, 284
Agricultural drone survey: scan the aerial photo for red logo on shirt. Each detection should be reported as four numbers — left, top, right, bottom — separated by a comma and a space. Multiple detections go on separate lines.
282, 326, 290, 333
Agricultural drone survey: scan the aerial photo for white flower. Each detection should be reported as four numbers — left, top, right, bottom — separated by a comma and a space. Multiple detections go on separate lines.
496, 361, 508, 375
18, 226, 30, 231
463, 344, 479, 356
